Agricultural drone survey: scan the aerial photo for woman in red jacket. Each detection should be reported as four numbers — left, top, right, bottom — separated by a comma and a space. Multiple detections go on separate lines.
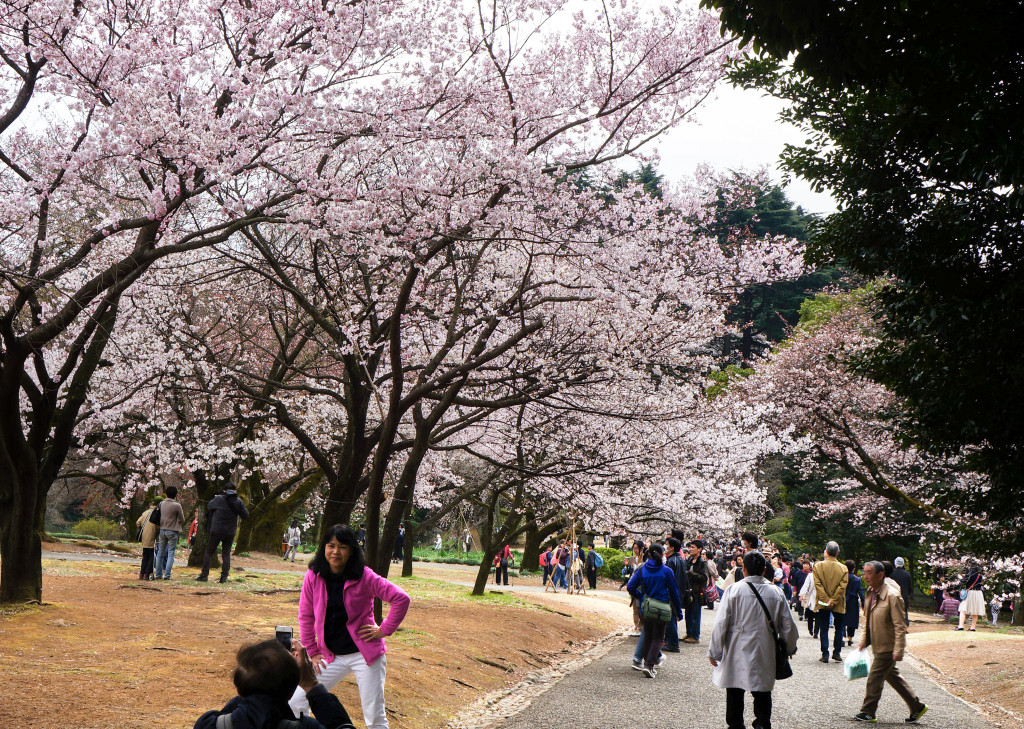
289, 525, 410, 729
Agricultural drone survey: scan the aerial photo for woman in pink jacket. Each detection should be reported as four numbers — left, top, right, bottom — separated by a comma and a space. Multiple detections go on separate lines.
289, 524, 410, 728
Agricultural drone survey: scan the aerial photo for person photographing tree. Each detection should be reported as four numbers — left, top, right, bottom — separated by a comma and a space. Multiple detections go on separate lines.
196, 488, 249, 583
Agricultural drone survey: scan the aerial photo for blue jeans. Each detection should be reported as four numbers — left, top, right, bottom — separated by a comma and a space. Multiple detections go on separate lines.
554, 564, 568, 588
685, 600, 702, 640
155, 529, 179, 578
664, 617, 680, 649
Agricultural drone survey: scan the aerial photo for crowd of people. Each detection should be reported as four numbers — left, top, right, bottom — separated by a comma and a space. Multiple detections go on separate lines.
138, 490, 1010, 729
613, 529, 934, 727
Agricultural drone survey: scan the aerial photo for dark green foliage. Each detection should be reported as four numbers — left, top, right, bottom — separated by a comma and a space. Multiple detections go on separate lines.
710, 182, 851, 357
596, 547, 626, 580
705, 0, 1024, 555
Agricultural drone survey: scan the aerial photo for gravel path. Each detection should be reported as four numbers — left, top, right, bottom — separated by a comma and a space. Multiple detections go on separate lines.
496, 607, 994, 729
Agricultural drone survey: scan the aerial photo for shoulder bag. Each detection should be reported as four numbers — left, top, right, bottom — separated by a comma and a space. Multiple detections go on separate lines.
638, 567, 673, 623
747, 582, 793, 680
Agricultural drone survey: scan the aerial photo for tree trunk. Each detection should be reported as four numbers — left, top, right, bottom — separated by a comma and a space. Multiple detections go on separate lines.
1013, 583, 1024, 626
0, 458, 44, 604
234, 471, 323, 556
472, 550, 499, 595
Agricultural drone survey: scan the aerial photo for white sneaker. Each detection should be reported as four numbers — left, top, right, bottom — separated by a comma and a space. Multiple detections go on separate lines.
631, 660, 643, 671
628, 631, 641, 637
655, 654, 666, 667
642, 666, 656, 678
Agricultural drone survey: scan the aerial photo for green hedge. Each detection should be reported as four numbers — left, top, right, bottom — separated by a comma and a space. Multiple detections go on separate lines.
597, 547, 627, 580
50, 532, 100, 540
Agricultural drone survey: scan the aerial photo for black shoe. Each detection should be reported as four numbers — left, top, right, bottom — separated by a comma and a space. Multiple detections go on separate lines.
662, 645, 680, 653
195, 575, 208, 581
906, 705, 928, 723
219, 576, 229, 583
833, 652, 843, 662
854, 713, 877, 723
820, 654, 830, 663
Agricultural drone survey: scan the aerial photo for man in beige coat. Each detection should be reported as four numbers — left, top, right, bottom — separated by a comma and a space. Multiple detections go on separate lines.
855, 561, 928, 724
812, 541, 848, 662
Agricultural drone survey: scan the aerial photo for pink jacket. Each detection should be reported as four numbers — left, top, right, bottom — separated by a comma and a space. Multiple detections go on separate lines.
298, 567, 410, 666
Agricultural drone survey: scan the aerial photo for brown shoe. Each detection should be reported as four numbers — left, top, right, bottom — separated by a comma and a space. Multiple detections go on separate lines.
682, 637, 699, 644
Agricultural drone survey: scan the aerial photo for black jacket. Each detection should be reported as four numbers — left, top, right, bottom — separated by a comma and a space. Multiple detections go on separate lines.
206, 491, 249, 536
193, 685, 353, 729
665, 552, 691, 608
892, 567, 913, 606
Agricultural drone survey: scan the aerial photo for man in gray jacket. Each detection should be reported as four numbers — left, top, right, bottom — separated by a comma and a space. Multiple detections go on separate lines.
196, 488, 249, 583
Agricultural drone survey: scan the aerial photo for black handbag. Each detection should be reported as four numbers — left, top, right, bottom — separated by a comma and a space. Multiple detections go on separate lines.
747, 582, 794, 680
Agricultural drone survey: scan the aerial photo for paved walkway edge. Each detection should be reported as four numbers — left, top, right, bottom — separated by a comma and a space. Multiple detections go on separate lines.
446, 631, 629, 729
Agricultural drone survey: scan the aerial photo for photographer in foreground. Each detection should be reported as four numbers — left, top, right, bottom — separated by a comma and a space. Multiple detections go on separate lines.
195, 640, 354, 729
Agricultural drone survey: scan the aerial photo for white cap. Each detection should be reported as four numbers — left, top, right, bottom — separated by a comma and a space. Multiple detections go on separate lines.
894, 557, 905, 567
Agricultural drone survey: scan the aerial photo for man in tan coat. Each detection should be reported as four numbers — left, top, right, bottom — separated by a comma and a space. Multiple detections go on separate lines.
812, 540, 848, 662
855, 561, 928, 724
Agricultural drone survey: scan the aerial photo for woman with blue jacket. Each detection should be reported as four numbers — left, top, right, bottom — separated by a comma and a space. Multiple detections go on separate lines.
627, 543, 683, 677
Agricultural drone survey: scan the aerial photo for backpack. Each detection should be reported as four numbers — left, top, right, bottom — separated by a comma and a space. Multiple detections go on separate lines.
148, 504, 162, 526
539, 552, 548, 567
593, 552, 604, 568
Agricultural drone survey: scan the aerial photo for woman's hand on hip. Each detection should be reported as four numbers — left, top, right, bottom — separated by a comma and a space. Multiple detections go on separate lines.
358, 624, 385, 641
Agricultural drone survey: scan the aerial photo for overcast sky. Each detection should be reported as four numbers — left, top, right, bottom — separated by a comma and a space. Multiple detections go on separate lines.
652, 83, 839, 216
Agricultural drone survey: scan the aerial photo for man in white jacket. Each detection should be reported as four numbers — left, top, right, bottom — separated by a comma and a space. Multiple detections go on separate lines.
708, 551, 800, 729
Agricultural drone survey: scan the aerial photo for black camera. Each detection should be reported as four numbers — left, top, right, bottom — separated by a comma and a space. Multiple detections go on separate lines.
275, 625, 293, 650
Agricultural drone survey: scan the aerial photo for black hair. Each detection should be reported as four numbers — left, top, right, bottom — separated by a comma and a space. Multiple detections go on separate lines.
233, 640, 299, 702
743, 550, 767, 577
165, 485, 178, 499
291, 518, 300, 528
882, 560, 894, 577
308, 524, 365, 580
670, 528, 686, 542
740, 531, 759, 549
845, 559, 856, 573
666, 537, 681, 553
647, 543, 664, 564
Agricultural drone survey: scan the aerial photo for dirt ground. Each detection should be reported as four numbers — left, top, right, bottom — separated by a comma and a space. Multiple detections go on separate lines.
905, 612, 1024, 729
0, 545, 625, 729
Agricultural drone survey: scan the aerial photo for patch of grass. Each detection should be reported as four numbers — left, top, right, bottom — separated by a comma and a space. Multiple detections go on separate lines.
103, 542, 135, 555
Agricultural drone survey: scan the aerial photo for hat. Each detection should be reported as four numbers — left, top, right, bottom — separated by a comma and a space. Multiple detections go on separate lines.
894, 557, 905, 567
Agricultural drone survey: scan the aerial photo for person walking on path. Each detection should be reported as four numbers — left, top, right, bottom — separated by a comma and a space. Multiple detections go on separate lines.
290, 524, 410, 728
626, 543, 683, 678
812, 541, 848, 663
662, 538, 690, 653
855, 560, 929, 724
284, 519, 302, 562
196, 488, 249, 583
843, 559, 866, 647
708, 550, 799, 729
153, 486, 186, 580
136, 499, 161, 580
892, 557, 913, 626
684, 539, 714, 643
956, 561, 985, 631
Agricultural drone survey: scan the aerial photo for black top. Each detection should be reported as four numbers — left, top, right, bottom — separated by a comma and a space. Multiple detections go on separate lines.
962, 569, 984, 591
323, 572, 358, 656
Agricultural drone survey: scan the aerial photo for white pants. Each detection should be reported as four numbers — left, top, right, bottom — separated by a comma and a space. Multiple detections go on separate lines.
289, 651, 387, 729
